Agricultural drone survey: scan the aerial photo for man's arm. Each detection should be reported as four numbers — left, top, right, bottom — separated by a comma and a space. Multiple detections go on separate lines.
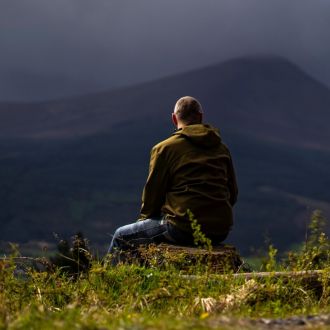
139, 146, 169, 219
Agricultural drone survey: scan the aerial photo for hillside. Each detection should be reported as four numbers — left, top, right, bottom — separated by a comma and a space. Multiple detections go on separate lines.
0, 56, 329, 254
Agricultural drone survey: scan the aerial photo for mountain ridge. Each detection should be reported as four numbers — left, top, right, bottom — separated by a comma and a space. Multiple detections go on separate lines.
1, 55, 329, 149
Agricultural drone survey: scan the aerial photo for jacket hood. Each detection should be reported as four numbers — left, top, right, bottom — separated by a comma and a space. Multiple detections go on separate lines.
173, 124, 221, 148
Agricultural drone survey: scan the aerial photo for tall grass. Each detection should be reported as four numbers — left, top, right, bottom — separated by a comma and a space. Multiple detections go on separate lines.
0, 211, 329, 329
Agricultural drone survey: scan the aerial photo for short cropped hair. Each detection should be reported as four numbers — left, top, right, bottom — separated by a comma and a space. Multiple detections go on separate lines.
174, 96, 203, 124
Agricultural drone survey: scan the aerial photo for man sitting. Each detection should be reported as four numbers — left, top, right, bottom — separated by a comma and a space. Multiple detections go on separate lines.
108, 96, 238, 257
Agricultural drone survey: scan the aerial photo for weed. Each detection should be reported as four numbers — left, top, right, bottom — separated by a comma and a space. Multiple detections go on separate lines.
287, 210, 330, 271
187, 209, 212, 251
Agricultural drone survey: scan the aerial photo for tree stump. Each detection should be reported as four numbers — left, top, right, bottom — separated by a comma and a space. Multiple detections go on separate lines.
116, 243, 243, 273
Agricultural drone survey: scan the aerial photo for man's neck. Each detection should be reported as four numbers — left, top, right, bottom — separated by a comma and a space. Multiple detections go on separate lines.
177, 122, 202, 130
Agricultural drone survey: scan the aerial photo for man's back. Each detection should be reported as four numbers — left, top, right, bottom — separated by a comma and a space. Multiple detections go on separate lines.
108, 96, 238, 259
140, 124, 238, 237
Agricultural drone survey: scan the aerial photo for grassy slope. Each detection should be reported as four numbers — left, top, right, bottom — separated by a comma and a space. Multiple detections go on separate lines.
1, 212, 329, 329
1, 255, 329, 329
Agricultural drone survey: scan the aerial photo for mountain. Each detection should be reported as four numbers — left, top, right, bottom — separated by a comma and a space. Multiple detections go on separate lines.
1, 56, 330, 149
0, 56, 329, 254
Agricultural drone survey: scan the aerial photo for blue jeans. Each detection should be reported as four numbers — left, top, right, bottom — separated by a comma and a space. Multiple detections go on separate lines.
108, 217, 176, 254
108, 217, 229, 263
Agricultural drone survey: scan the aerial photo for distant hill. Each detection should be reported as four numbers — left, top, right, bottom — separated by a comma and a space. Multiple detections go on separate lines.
0, 56, 329, 254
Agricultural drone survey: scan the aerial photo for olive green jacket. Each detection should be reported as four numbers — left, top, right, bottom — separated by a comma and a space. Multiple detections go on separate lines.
140, 124, 238, 236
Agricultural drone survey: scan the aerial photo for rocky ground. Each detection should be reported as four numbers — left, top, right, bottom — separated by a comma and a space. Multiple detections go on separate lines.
206, 314, 330, 329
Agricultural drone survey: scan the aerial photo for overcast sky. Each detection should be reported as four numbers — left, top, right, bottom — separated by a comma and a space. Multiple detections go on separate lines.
1, 0, 330, 101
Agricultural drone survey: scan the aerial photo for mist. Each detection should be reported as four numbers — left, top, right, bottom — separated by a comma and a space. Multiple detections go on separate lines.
1, 0, 330, 101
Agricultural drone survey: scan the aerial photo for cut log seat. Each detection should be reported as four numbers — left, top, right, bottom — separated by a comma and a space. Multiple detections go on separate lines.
116, 243, 244, 273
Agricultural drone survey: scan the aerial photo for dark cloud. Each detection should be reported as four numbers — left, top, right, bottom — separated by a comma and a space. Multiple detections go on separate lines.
1, 0, 330, 101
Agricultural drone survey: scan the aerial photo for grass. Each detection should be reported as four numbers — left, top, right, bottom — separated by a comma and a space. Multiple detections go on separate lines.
0, 211, 330, 329
1, 262, 329, 329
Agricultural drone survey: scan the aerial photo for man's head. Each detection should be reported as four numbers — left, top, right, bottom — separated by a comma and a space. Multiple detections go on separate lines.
172, 96, 203, 129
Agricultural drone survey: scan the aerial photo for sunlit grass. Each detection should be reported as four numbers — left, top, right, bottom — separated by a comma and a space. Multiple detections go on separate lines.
0, 211, 329, 329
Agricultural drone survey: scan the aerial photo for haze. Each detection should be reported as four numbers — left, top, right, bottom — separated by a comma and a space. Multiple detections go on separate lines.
1, 0, 330, 101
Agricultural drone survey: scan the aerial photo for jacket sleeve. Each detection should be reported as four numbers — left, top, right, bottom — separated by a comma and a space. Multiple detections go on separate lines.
227, 152, 238, 206
139, 146, 169, 219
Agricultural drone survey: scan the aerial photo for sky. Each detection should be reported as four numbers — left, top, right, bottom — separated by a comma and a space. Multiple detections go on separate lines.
1, 0, 330, 101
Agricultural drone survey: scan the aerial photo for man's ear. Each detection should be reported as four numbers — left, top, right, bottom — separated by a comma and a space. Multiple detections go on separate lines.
172, 113, 178, 127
